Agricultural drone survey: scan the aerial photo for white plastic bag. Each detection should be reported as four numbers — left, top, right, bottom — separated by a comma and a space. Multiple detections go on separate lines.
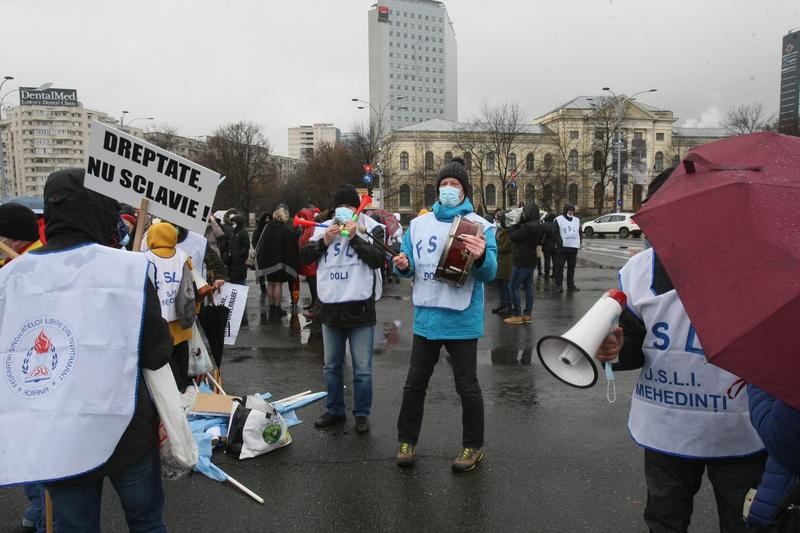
226, 394, 292, 460
144, 365, 199, 477
187, 324, 214, 377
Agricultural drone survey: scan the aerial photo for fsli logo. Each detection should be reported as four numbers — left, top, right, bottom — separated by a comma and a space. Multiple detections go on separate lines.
3, 316, 78, 399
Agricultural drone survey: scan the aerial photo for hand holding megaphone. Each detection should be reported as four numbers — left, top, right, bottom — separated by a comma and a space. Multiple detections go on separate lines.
536, 289, 627, 391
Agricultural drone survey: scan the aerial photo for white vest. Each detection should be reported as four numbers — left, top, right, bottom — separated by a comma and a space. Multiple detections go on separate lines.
620, 249, 764, 459
177, 231, 207, 279
311, 214, 383, 304
0, 244, 146, 485
556, 215, 581, 249
141, 230, 206, 278
145, 248, 190, 322
408, 212, 493, 311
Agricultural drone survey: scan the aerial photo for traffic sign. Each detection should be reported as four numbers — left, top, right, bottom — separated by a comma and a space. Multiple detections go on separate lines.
362, 173, 373, 185
617, 199, 623, 206
511, 171, 517, 179
363, 164, 373, 175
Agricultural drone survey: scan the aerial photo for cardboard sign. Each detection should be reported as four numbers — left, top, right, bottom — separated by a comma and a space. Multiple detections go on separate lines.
215, 283, 249, 345
85, 122, 220, 235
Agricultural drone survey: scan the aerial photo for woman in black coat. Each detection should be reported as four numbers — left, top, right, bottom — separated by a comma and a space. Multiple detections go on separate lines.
540, 212, 557, 279
252, 212, 271, 293
225, 213, 250, 285
255, 206, 299, 315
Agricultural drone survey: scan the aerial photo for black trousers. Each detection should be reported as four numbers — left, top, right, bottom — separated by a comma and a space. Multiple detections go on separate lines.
397, 335, 484, 448
643, 449, 767, 533
307, 275, 318, 304
543, 251, 555, 277
554, 249, 578, 288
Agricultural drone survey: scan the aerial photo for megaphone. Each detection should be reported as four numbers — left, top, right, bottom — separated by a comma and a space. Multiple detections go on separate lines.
536, 289, 627, 388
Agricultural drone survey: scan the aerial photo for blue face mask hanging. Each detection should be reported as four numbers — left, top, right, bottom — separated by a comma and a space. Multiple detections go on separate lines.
439, 186, 461, 207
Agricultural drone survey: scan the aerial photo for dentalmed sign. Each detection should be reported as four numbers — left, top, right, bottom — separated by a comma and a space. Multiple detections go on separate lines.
85, 122, 220, 235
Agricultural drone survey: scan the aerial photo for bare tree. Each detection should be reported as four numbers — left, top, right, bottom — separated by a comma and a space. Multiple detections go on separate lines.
301, 141, 362, 209
200, 121, 271, 216
723, 102, 774, 134
347, 120, 394, 194
146, 124, 181, 153
478, 102, 527, 209
586, 98, 622, 214
453, 121, 490, 213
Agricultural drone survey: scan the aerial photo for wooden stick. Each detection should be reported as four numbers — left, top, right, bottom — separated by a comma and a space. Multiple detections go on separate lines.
226, 473, 264, 504
275, 390, 312, 404
132, 198, 149, 251
0, 241, 19, 259
45, 490, 53, 533
205, 371, 226, 395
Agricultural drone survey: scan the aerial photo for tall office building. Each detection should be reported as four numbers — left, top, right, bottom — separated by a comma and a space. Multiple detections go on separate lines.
287, 123, 341, 160
779, 29, 800, 136
368, 0, 457, 133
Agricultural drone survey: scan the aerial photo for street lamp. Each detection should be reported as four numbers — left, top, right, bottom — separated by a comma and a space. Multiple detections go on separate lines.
119, 111, 154, 132
602, 87, 657, 212
351, 96, 407, 200
0, 81, 53, 119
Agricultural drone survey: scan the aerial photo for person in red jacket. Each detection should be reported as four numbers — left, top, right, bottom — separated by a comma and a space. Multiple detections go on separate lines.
296, 207, 320, 319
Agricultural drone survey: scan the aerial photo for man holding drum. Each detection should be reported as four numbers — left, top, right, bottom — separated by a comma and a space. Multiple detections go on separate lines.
392, 157, 498, 473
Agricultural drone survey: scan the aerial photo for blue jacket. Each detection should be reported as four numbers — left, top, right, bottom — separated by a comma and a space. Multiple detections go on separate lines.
747, 384, 800, 528
396, 199, 497, 340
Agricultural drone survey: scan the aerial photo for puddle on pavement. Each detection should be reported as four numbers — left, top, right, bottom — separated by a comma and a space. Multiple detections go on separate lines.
486, 348, 534, 366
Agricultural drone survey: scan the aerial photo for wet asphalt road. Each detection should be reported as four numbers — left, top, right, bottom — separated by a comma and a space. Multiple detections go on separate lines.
0, 240, 721, 532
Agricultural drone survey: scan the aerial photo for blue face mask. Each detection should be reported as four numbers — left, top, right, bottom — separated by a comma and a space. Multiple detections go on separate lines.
439, 185, 461, 207
335, 207, 354, 224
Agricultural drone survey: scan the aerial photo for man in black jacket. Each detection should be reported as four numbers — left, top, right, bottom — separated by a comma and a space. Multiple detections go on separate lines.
5, 169, 174, 532
300, 184, 386, 434
503, 203, 544, 325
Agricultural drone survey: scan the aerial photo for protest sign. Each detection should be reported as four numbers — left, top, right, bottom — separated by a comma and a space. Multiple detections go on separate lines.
215, 283, 249, 345
85, 122, 220, 235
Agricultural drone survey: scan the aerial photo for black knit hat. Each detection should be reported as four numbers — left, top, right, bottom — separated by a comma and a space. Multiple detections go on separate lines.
437, 156, 470, 195
333, 183, 360, 208
0, 203, 39, 241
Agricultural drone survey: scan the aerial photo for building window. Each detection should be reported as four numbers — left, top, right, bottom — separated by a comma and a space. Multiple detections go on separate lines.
525, 153, 534, 171
424, 184, 435, 207
525, 183, 535, 203
486, 153, 495, 171
568, 183, 579, 205
595, 130, 605, 140
568, 149, 578, 171
424, 151, 434, 170
593, 150, 604, 171
463, 152, 471, 170
544, 153, 553, 172
543, 184, 554, 208
400, 151, 409, 170
633, 184, 644, 210
399, 184, 411, 207
485, 184, 496, 206
656, 132, 665, 141
654, 151, 664, 172
569, 130, 579, 140
508, 153, 516, 171
444, 151, 452, 164
634, 131, 643, 140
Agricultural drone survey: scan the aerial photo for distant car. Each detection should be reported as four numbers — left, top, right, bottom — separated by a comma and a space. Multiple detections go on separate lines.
582, 213, 641, 238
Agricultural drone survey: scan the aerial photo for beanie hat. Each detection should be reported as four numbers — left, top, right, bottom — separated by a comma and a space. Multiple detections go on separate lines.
436, 156, 470, 194
334, 184, 360, 208
0, 203, 39, 241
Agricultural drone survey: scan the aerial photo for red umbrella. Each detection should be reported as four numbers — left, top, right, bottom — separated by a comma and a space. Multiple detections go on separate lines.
635, 132, 800, 410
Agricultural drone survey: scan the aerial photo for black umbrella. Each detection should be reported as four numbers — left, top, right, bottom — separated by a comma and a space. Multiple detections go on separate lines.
198, 303, 229, 368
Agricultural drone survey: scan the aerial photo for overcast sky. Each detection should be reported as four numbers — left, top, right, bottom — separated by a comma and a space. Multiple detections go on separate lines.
2, 0, 797, 155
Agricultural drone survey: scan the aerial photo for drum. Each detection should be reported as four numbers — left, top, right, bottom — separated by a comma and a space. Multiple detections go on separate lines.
435, 215, 482, 287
